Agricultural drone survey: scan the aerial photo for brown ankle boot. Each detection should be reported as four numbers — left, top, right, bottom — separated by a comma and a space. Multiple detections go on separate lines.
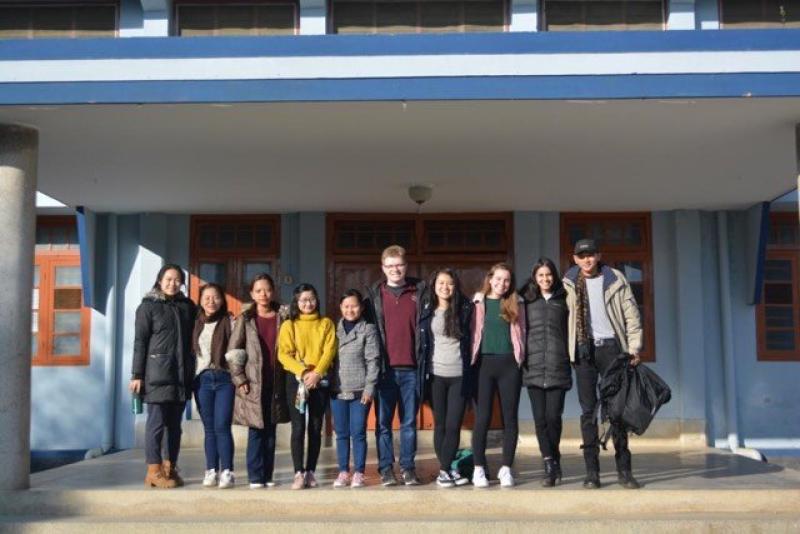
145, 464, 177, 489
162, 461, 184, 487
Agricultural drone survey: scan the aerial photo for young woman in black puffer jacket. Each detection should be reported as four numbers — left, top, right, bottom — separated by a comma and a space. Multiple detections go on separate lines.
521, 257, 572, 487
129, 264, 197, 489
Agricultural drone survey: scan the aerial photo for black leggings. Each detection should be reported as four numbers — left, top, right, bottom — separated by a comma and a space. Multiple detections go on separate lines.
431, 375, 466, 472
527, 386, 567, 461
286, 375, 329, 473
471, 353, 521, 467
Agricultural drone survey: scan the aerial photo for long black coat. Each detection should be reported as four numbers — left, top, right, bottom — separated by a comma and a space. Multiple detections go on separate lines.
132, 289, 197, 404
522, 284, 572, 390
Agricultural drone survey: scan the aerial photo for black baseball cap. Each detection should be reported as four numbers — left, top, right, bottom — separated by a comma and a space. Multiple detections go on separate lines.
573, 239, 599, 255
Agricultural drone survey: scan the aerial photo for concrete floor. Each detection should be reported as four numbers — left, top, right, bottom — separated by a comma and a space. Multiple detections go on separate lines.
30, 444, 800, 491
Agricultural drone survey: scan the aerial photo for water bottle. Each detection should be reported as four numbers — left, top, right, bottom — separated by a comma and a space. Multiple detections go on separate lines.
131, 392, 143, 415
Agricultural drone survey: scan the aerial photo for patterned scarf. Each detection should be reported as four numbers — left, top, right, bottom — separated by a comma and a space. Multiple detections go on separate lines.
575, 270, 592, 362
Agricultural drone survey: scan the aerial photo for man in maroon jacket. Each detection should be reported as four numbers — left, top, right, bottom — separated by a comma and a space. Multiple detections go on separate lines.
365, 245, 428, 486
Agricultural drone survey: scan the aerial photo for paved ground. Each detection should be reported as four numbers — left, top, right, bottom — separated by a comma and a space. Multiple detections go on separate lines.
30, 444, 800, 491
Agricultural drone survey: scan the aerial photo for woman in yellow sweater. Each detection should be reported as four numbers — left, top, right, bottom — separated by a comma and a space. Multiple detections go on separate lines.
278, 283, 336, 490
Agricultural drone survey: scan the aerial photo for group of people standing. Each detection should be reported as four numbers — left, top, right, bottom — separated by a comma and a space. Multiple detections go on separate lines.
129, 237, 643, 490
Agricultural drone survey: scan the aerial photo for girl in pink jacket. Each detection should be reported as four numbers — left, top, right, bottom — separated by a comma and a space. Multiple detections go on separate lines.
470, 262, 525, 488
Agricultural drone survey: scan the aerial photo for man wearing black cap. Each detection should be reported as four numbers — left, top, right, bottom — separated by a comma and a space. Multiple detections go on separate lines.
563, 238, 643, 489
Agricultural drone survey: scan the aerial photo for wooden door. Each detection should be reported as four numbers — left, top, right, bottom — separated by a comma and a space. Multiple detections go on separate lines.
190, 215, 280, 317
327, 213, 513, 432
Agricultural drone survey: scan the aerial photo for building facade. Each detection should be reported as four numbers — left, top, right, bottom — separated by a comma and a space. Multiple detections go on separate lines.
1, 0, 800, 471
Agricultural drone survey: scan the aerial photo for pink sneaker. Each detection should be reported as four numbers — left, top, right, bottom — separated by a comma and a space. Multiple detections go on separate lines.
291, 471, 305, 490
350, 472, 365, 488
333, 471, 350, 488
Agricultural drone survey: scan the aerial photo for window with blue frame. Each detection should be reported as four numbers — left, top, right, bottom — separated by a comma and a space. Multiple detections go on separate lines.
0, 3, 117, 38
542, 0, 665, 31
330, 0, 508, 34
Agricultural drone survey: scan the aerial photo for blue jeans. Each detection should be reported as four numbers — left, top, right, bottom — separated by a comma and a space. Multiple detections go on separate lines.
246, 393, 278, 484
376, 367, 418, 472
331, 397, 369, 473
193, 370, 235, 471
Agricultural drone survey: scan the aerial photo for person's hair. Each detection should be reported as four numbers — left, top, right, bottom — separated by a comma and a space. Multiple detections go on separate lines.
247, 272, 280, 312
528, 257, 563, 299
152, 263, 185, 291
198, 283, 228, 317
289, 283, 320, 320
479, 262, 519, 323
381, 245, 406, 263
339, 288, 364, 306
428, 268, 464, 339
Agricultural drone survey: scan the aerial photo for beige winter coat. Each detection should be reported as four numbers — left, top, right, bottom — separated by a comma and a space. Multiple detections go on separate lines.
225, 303, 290, 429
563, 265, 643, 362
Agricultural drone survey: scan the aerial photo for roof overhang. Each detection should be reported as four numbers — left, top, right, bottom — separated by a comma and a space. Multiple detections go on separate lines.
1, 98, 798, 213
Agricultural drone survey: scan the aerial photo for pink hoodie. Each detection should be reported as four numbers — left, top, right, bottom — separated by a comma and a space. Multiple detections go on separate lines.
470, 292, 525, 366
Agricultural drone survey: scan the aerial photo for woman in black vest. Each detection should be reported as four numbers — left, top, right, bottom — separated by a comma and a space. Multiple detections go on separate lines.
521, 257, 572, 487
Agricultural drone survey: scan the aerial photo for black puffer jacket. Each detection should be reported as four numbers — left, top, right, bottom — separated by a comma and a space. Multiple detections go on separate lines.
522, 284, 572, 390
132, 289, 197, 404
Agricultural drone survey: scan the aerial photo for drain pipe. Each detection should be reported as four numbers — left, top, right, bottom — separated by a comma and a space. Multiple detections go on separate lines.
716, 211, 765, 462
102, 214, 119, 453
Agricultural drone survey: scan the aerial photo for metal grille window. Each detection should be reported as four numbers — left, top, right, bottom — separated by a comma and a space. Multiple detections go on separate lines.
721, 0, 800, 28
423, 219, 507, 253
175, 2, 298, 36
331, 0, 507, 34
0, 4, 117, 39
543, 0, 665, 31
333, 220, 416, 255
561, 213, 655, 362
757, 213, 800, 361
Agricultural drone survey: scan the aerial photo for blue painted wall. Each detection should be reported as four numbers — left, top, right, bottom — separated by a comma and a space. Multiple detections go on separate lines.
30, 208, 800, 451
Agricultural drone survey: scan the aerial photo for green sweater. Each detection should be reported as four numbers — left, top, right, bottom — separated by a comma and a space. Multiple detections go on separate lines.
480, 298, 513, 355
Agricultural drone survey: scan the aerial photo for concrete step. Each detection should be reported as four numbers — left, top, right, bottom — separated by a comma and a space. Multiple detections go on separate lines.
151, 419, 705, 450
7, 446, 798, 532
2, 516, 799, 534
2, 487, 800, 519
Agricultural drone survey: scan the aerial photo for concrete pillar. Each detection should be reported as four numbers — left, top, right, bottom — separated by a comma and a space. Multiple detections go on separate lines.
510, 0, 539, 31
0, 124, 38, 490
667, 0, 696, 29
299, 0, 326, 35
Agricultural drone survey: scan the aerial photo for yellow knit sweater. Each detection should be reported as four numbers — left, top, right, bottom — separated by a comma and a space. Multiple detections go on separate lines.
277, 313, 337, 379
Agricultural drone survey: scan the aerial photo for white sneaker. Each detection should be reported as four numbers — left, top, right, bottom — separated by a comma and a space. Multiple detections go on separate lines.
249, 482, 265, 489
202, 469, 218, 488
472, 466, 489, 488
498, 466, 515, 488
218, 469, 235, 489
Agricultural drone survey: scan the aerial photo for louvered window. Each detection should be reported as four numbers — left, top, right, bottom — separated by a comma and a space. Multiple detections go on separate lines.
175, 2, 297, 36
0, 4, 116, 39
331, 0, 507, 34
543, 0, 664, 31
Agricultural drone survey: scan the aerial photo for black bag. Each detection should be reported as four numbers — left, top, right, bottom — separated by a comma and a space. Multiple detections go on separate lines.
600, 356, 671, 437
623, 364, 671, 435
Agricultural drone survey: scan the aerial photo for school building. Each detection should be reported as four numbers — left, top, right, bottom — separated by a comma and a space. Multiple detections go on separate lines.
1, 0, 799, 490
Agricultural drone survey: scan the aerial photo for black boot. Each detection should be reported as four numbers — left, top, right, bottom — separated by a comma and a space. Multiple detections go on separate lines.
541, 458, 556, 487
618, 471, 641, 489
553, 453, 562, 485
583, 470, 601, 489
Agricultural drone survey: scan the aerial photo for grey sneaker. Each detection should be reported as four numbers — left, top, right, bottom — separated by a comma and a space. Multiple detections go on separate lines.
401, 469, 421, 486
380, 468, 398, 486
